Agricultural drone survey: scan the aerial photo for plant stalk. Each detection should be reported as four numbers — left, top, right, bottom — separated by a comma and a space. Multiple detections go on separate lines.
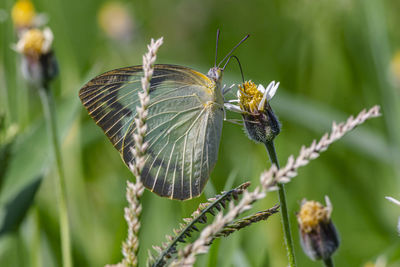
323, 257, 334, 267
39, 88, 72, 267
265, 141, 296, 267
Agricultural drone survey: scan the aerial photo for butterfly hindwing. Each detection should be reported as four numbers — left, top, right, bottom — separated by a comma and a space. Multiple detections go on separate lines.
79, 64, 224, 200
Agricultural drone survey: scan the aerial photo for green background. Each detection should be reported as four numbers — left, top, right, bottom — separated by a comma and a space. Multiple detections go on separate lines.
1, 0, 400, 266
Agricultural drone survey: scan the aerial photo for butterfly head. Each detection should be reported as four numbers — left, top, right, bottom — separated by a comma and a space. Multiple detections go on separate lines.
207, 67, 223, 83
211, 30, 249, 85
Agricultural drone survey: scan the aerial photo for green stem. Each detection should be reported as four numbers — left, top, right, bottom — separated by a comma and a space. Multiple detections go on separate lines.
265, 141, 297, 267
32, 207, 43, 267
323, 257, 334, 267
39, 88, 72, 267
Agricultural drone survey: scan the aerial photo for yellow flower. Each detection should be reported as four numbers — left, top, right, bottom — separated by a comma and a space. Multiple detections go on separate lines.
237, 80, 279, 113
12, 0, 36, 28
98, 1, 134, 42
297, 200, 331, 233
238, 81, 263, 112
15, 27, 53, 59
297, 196, 339, 261
224, 80, 280, 143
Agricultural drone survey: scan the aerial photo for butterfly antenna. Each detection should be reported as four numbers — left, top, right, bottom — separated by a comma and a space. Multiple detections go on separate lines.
223, 55, 245, 84
215, 29, 220, 67
222, 55, 232, 71
217, 34, 250, 68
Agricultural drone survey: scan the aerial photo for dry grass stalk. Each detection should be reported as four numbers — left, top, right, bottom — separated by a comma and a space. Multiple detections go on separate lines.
120, 37, 164, 267
260, 105, 381, 189
172, 105, 381, 266
171, 189, 266, 267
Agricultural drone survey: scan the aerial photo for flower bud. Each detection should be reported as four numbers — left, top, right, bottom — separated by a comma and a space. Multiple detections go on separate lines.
297, 196, 339, 261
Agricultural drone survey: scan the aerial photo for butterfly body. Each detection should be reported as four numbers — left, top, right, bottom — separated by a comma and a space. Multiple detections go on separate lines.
79, 64, 224, 200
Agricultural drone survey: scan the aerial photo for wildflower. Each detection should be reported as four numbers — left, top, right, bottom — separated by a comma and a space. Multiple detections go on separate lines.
225, 80, 280, 143
97, 1, 134, 43
13, 27, 58, 88
15, 28, 52, 58
11, 0, 48, 37
297, 196, 339, 261
11, 0, 35, 29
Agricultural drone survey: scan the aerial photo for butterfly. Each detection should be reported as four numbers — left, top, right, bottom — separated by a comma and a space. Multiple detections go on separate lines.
79, 31, 249, 200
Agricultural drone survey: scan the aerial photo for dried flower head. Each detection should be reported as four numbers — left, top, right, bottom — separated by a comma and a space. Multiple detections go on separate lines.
297, 196, 339, 261
228, 80, 280, 143
12, 0, 36, 28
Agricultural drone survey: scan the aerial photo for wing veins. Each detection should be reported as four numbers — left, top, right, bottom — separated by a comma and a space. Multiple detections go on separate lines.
120, 107, 201, 151
150, 136, 170, 191
148, 95, 200, 109
160, 142, 177, 196
181, 133, 188, 198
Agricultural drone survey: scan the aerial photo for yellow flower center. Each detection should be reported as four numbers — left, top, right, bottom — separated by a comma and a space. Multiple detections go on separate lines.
239, 81, 263, 113
12, 0, 36, 28
22, 29, 45, 57
297, 201, 330, 233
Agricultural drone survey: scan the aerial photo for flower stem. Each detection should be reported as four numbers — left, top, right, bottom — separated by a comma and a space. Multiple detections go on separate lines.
265, 141, 297, 267
323, 257, 334, 267
39, 88, 72, 267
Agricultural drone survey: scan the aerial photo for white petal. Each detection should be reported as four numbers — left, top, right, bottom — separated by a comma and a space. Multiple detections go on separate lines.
258, 82, 273, 110
264, 81, 275, 95
324, 195, 333, 216
236, 89, 241, 98
266, 81, 279, 101
11, 42, 23, 53
33, 13, 49, 27
13, 38, 26, 54
257, 84, 265, 93
257, 81, 280, 110
258, 90, 268, 111
42, 27, 54, 53
224, 103, 243, 113
386, 196, 400, 206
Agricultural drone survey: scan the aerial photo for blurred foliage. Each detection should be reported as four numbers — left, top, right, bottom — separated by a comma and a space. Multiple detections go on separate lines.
1, 0, 400, 266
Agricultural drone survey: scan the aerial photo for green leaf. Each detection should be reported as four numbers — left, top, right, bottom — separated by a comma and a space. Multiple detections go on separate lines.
274, 91, 393, 162
0, 94, 79, 235
0, 176, 42, 235
0, 138, 15, 192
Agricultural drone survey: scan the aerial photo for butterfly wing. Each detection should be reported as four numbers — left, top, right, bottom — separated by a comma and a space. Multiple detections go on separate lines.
79, 64, 224, 200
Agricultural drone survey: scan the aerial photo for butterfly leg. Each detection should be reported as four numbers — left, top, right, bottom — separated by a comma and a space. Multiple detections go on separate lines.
222, 83, 236, 95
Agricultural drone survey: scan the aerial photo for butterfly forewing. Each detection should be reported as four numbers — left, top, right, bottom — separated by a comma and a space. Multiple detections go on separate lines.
79, 64, 224, 200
